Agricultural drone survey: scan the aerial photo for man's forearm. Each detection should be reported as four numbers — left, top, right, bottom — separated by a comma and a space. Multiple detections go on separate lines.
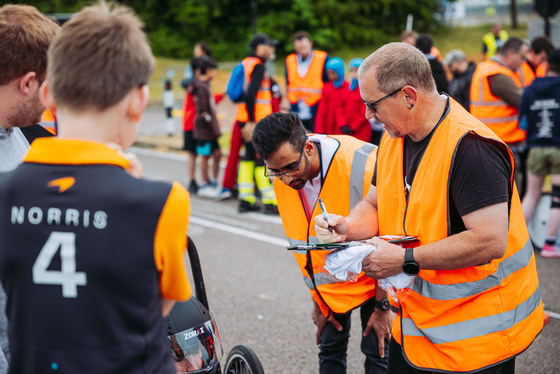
346, 195, 379, 241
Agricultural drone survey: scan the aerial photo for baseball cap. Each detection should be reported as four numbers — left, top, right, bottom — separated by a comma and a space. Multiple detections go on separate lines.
443, 49, 467, 66
548, 48, 560, 73
249, 33, 278, 50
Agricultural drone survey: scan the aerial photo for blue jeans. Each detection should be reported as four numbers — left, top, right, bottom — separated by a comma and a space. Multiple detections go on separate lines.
318, 298, 389, 374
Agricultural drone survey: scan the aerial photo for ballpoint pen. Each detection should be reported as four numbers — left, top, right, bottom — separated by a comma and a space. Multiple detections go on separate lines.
318, 198, 333, 234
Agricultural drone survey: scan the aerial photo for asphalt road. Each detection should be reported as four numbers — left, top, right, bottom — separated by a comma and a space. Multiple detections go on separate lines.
134, 111, 560, 374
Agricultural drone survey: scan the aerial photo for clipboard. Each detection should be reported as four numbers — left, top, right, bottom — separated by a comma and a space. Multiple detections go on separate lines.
286, 236, 419, 251
286, 242, 352, 251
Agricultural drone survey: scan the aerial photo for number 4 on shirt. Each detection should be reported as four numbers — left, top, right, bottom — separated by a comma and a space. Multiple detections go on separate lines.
32, 231, 87, 298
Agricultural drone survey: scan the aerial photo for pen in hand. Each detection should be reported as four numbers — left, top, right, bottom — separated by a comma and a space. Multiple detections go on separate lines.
318, 198, 334, 234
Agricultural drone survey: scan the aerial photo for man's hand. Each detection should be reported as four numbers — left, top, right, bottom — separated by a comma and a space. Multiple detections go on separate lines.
313, 213, 348, 243
363, 308, 393, 358
312, 302, 342, 345
241, 121, 256, 142
362, 237, 406, 279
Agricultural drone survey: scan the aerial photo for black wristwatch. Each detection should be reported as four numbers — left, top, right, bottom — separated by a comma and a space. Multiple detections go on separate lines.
374, 298, 390, 311
402, 247, 420, 276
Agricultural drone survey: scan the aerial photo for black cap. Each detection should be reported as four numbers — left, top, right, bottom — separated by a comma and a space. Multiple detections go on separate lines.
548, 48, 560, 73
249, 33, 278, 51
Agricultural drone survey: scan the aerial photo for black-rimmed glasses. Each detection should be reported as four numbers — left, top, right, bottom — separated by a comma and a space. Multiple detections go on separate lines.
362, 87, 404, 113
264, 139, 306, 179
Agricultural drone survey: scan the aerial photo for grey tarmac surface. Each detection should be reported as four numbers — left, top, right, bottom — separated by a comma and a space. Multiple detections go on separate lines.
135, 108, 559, 374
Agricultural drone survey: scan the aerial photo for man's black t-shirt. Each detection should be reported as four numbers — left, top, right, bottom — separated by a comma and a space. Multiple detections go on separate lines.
372, 108, 511, 235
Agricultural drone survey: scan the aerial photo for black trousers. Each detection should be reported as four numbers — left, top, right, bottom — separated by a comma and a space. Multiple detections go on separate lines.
318, 298, 389, 374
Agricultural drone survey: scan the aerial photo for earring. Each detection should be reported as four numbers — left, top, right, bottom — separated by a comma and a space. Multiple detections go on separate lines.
409, 104, 414, 109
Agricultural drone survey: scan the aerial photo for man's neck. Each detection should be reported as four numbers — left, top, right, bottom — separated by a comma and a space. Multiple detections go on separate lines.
408, 94, 447, 142
299, 51, 312, 61
308, 141, 322, 180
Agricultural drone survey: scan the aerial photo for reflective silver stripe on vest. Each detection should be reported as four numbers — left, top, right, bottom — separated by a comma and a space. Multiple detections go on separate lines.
412, 239, 533, 301
303, 271, 343, 289
470, 99, 508, 107
287, 88, 323, 94
255, 99, 272, 105
402, 285, 541, 345
349, 143, 376, 208
474, 115, 518, 124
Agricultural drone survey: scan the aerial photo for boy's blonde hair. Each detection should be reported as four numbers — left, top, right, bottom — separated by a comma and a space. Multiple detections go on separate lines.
47, 1, 154, 111
0, 4, 59, 85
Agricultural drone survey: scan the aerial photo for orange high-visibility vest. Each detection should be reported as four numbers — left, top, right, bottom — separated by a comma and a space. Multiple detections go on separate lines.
470, 59, 526, 143
518, 61, 549, 87
274, 135, 377, 316
40, 109, 57, 135
235, 57, 272, 123
376, 98, 543, 372
286, 50, 327, 107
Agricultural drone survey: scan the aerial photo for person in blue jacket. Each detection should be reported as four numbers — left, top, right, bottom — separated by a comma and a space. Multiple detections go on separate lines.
520, 48, 560, 257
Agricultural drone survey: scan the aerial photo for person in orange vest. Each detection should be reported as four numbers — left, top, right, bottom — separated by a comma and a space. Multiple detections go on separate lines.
285, 31, 329, 132
252, 112, 389, 374
314, 57, 348, 136
518, 36, 554, 88
236, 33, 279, 214
470, 37, 530, 195
315, 42, 543, 374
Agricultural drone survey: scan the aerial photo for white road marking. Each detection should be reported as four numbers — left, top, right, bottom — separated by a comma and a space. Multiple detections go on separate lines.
190, 216, 288, 247
130, 146, 187, 161
545, 310, 560, 320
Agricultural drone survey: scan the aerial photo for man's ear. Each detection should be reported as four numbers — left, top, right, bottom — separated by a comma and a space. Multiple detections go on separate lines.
305, 137, 314, 156
402, 86, 418, 105
39, 80, 57, 117
18, 72, 40, 96
126, 85, 149, 123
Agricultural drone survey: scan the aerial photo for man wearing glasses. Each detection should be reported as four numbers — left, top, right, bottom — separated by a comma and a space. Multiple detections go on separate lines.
252, 112, 390, 374
315, 42, 542, 374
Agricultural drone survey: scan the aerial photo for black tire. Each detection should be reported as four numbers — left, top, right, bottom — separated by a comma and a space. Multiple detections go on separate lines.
223, 345, 265, 374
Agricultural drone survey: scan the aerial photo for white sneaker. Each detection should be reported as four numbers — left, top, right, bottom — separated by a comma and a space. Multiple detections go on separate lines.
217, 188, 233, 200
197, 185, 219, 198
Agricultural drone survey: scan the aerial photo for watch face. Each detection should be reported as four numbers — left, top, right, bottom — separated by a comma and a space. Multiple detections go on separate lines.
380, 299, 390, 311
402, 261, 420, 276
376, 298, 390, 311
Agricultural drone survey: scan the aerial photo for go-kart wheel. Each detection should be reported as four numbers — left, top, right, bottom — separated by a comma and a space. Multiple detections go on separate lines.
223, 345, 265, 374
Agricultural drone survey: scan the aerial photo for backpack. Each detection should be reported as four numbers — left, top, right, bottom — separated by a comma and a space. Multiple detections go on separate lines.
226, 62, 245, 103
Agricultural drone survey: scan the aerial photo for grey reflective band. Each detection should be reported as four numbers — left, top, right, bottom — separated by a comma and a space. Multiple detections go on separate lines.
469, 99, 508, 107
287, 237, 321, 245
349, 143, 376, 208
303, 271, 344, 289
474, 115, 518, 124
412, 239, 533, 300
255, 99, 272, 104
402, 285, 541, 345
287, 88, 323, 94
